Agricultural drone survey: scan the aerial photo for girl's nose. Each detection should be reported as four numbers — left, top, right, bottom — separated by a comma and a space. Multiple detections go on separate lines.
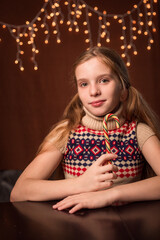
89, 84, 101, 96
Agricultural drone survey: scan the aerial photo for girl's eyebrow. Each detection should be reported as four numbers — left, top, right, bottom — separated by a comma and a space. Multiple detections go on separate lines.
96, 73, 115, 79
77, 73, 115, 82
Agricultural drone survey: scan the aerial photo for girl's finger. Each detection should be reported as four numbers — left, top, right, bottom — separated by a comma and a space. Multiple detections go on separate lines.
69, 203, 83, 214
100, 164, 118, 173
99, 172, 117, 182
96, 154, 118, 166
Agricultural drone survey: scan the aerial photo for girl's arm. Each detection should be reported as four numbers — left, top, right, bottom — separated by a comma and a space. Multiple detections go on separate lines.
53, 135, 160, 213
10, 146, 118, 202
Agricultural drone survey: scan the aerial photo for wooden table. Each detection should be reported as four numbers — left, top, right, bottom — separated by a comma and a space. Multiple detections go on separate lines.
1, 200, 160, 240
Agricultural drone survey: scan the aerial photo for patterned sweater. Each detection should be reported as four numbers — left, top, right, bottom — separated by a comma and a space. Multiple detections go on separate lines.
59, 107, 155, 187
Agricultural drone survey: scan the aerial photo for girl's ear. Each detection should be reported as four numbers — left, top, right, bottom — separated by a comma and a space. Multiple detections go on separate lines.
120, 88, 128, 102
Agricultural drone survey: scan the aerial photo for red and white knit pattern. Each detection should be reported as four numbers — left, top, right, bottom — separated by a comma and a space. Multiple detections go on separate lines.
62, 121, 144, 185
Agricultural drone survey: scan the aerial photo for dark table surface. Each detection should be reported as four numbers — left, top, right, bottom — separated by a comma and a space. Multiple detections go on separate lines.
1, 200, 160, 240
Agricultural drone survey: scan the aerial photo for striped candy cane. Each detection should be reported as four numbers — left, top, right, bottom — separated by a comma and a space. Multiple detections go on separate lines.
103, 113, 120, 164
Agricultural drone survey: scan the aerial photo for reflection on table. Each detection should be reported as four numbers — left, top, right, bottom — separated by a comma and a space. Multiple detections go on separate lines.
1, 200, 160, 240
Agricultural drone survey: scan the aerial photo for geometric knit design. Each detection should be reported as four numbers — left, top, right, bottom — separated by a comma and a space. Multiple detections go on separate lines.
62, 121, 144, 181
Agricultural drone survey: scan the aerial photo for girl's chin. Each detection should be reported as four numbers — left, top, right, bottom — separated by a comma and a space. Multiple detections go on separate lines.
90, 109, 109, 117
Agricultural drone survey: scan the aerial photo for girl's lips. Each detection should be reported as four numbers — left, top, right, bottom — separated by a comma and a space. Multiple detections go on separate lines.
90, 100, 106, 107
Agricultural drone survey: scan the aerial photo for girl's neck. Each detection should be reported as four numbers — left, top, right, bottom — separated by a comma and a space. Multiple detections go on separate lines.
81, 105, 125, 130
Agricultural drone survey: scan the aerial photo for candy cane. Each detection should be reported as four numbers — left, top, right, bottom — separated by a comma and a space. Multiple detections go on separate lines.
103, 113, 120, 164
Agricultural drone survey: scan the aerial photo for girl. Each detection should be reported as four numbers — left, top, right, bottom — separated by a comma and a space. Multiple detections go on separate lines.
10, 47, 160, 214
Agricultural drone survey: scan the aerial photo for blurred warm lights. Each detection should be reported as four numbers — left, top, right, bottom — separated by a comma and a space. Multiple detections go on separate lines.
0, 0, 158, 70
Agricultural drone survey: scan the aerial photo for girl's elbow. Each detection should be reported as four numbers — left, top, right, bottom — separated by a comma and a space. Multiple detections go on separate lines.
10, 187, 18, 202
10, 183, 26, 202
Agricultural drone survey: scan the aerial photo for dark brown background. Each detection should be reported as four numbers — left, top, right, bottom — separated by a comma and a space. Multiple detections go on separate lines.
0, 0, 160, 170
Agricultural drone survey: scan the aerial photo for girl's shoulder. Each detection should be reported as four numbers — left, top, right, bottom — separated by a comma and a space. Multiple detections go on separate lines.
45, 120, 69, 154
136, 122, 155, 150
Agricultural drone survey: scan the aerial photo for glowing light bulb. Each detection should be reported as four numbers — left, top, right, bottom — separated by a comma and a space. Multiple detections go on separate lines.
126, 62, 130, 67
113, 15, 118, 19
34, 66, 38, 70
84, 30, 89, 34
20, 66, 24, 71
57, 39, 61, 43
106, 38, 110, 43
52, 21, 56, 27
85, 39, 90, 43
15, 60, 18, 64
133, 51, 138, 55
55, 3, 59, 7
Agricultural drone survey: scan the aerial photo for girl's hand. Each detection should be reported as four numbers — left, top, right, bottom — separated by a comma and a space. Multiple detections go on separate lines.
76, 153, 118, 192
53, 189, 117, 214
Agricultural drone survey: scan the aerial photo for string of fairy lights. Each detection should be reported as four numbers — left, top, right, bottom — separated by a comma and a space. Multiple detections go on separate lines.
0, 0, 158, 71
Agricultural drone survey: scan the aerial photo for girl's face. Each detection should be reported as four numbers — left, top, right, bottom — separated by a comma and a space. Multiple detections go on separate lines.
75, 57, 124, 117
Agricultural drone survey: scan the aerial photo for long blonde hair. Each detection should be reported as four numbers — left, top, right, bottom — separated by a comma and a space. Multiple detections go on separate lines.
39, 47, 160, 158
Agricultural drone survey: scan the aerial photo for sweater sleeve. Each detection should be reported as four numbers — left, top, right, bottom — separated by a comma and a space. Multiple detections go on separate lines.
136, 123, 155, 150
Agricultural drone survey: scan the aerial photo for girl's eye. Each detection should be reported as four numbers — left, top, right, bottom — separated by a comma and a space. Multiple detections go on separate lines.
80, 82, 88, 87
99, 78, 109, 83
